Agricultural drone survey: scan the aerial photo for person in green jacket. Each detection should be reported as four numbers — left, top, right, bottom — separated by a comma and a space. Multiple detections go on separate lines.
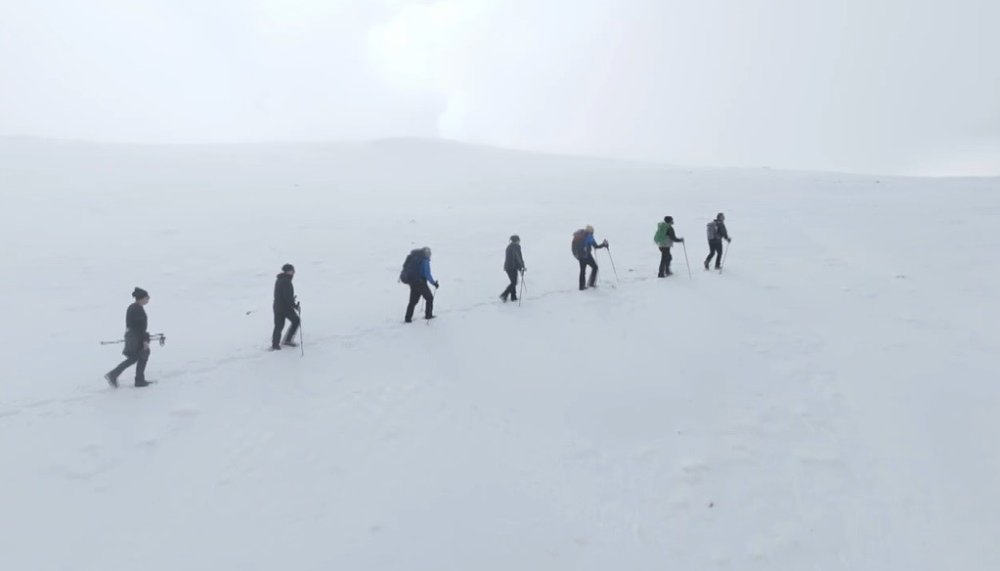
653, 216, 684, 277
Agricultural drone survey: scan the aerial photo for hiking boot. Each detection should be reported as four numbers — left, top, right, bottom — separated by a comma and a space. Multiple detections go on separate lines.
282, 340, 299, 347
134, 379, 152, 388
404, 318, 413, 323
704, 261, 710, 270
500, 294, 509, 303
270, 345, 282, 351
425, 315, 436, 320
104, 373, 119, 388
658, 273, 665, 278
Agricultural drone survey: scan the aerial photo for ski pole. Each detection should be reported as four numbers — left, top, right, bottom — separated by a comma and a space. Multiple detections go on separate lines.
606, 247, 620, 285
720, 240, 731, 273
681, 241, 692, 279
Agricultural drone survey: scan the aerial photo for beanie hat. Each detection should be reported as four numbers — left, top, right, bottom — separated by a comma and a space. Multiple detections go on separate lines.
664, 216, 674, 224
510, 234, 520, 242
281, 263, 295, 272
716, 212, 725, 220
132, 287, 149, 299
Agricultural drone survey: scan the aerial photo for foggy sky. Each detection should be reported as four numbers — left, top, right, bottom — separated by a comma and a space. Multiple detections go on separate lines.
2, 0, 998, 175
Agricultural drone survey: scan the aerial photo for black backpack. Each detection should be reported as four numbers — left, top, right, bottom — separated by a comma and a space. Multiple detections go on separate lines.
399, 250, 423, 284
571, 229, 587, 259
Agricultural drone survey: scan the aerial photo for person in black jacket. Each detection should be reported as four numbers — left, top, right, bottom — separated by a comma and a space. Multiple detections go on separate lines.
271, 263, 300, 350
105, 287, 153, 388
500, 235, 526, 302
704, 212, 731, 270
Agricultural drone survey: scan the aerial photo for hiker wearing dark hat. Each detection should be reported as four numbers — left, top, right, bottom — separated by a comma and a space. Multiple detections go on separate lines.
401, 247, 438, 322
653, 216, 684, 277
500, 235, 526, 302
704, 213, 731, 270
104, 287, 153, 388
271, 264, 300, 350
571, 225, 608, 290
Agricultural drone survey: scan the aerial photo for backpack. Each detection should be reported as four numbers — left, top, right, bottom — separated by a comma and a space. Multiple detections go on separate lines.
653, 223, 668, 245
571, 229, 587, 259
706, 221, 719, 240
399, 250, 423, 284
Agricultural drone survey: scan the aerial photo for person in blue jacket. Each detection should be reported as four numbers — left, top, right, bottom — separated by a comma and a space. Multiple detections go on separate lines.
403, 247, 439, 322
572, 225, 608, 290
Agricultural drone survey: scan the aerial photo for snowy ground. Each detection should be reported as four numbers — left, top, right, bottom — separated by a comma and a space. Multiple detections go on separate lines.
1, 137, 998, 570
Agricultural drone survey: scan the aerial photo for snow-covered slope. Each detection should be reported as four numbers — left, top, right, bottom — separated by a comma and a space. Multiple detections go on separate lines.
1, 138, 998, 570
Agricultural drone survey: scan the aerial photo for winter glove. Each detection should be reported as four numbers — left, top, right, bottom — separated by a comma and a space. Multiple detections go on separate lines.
433, 281, 440, 289
295, 301, 301, 311
726, 237, 732, 243
602, 239, 609, 247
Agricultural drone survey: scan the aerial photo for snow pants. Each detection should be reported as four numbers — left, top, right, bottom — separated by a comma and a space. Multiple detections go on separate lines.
501, 269, 519, 300
273, 306, 300, 347
406, 281, 434, 321
658, 247, 673, 276
705, 239, 724, 269
108, 348, 150, 383
579, 255, 598, 290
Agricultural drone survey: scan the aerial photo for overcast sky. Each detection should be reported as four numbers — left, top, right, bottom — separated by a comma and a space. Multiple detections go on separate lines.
1, 0, 997, 175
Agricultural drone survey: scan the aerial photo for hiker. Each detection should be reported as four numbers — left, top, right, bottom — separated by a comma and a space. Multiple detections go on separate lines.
401, 247, 439, 322
704, 212, 731, 270
104, 287, 153, 388
572, 225, 608, 290
500, 235, 526, 302
272, 263, 300, 350
654, 216, 684, 277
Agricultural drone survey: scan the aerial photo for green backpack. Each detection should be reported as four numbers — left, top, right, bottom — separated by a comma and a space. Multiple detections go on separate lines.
653, 222, 668, 245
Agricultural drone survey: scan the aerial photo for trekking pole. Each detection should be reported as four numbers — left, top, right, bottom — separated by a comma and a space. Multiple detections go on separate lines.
297, 305, 304, 357
426, 287, 437, 326
681, 241, 692, 279
720, 241, 731, 274
606, 247, 620, 285
519, 270, 526, 307
100, 333, 166, 346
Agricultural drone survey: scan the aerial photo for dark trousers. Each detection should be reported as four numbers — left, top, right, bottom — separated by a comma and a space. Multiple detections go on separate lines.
501, 269, 519, 300
705, 239, 724, 268
108, 349, 150, 383
272, 306, 301, 347
578, 255, 598, 290
658, 247, 673, 276
406, 281, 434, 321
